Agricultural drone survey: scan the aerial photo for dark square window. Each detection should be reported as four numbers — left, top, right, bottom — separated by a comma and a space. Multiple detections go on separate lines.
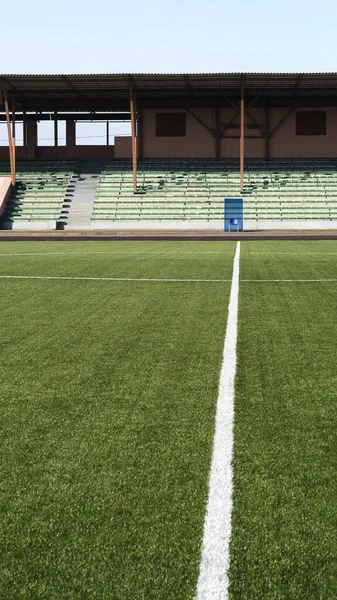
156, 113, 186, 137
296, 111, 326, 135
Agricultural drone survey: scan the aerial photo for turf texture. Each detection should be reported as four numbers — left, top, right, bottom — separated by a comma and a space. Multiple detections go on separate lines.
0, 239, 335, 599
230, 240, 337, 600
0, 240, 234, 600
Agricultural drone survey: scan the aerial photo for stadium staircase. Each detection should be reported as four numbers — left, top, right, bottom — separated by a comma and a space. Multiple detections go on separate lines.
60, 161, 102, 229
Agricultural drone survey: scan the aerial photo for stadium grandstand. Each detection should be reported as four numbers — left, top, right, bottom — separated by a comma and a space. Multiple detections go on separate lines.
1, 72, 337, 231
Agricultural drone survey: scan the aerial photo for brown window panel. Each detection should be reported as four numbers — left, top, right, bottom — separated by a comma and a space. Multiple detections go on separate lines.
156, 113, 186, 137
296, 111, 326, 135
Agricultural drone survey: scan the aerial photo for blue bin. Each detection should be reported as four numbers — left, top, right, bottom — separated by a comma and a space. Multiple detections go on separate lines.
224, 198, 243, 231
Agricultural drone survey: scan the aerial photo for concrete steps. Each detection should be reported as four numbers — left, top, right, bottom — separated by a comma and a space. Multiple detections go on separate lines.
59, 161, 102, 229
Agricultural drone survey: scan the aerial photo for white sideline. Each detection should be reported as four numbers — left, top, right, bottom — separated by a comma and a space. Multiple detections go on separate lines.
250, 252, 337, 255
0, 275, 335, 284
0, 275, 231, 283
242, 279, 337, 282
196, 241, 240, 600
0, 251, 234, 257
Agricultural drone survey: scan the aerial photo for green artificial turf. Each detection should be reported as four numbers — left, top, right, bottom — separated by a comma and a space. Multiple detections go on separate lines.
0, 239, 336, 599
229, 240, 337, 600
0, 240, 235, 599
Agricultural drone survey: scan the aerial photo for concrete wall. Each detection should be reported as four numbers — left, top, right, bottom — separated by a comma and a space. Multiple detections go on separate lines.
0, 177, 11, 215
1, 220, 57, 231
37, 146, 115, 160
1, 107, 337, 161
114, 136, 132, 158
0, 147, 26, 160
0, 146, 115, 161
142, 106, 263, 158
141, 107, 269, 158
139, 106, 337, 159
89, 220, 337, 231
2, 218, 337, 232
142, 108, 215, 158
270, 108, 337, 157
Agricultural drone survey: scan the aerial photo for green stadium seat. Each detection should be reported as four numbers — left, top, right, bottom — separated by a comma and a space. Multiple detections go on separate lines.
0, 160, 76, 224
92, 158, 337, 222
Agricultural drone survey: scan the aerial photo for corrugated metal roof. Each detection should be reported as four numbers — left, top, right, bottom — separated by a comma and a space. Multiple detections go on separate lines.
1, 71, 337, 90
1, 73, 337, 110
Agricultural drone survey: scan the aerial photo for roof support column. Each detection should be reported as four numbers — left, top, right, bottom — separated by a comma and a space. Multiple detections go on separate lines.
137, 105, 143, 160
2, 88, 15, 185
11, 97, 16, 182
240, 79, 245, 191
129, 83, 137, 192
265, 103, 270, 159
215, 105, 220, 159
23, 111, 27, 158
66, 119, 76, 147
26, 120, 37, 159
54, 111, 58, 158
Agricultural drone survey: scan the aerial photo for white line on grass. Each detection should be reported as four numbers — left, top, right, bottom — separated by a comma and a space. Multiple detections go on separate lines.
0, 275, 335, 284
249, 252, 337, 255
196, 241, 240, 600
0, 275, 232, 283
0, 251, 234, 257
242, 279, 337, 282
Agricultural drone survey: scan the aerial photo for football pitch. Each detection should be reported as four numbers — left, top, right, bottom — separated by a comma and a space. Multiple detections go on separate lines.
0, 239, 335, 599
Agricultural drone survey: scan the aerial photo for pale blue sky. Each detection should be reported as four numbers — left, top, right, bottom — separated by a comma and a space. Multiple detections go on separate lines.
2, 0, 337, 74
1, 0, 335, 144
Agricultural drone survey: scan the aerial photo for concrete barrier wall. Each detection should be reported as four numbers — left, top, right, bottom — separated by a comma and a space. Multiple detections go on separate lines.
0, 146, 115, 161
2, 218, 337, 232
87, 220, 337, 231
0, 177, 11, 215
1, 220, 57, 231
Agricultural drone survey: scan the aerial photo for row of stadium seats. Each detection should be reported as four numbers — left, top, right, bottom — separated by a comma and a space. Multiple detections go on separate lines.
92, 158, 337, 221
2, 158, 337, 224
0, 161, 76, 222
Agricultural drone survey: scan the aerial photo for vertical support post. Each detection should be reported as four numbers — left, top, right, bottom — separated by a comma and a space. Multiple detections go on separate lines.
265, 103, 270, 159
11, 96, 16, 183
137, 104, 143, 159
240, 79, 245, 191
134, 92, 138, 167
66, 119, 76, 147
129, 83, 137, 192
11, 97, 16, 140
3, 87, 15, 186
26, 119, 37, 159
54, 111, 58, 158
106, 121, 109, 146
23, 110, 27, 158
66, 119, 76, 159
215, 105, 220, 159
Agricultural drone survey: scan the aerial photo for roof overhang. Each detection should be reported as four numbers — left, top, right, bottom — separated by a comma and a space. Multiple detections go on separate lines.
1, 73, 337, 112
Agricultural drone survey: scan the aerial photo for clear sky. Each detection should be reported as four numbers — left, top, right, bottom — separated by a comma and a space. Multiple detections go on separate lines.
2, 0, 337, 74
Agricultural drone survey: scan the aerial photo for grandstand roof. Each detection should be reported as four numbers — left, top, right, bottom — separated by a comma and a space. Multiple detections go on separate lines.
2, 73, 337, 111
